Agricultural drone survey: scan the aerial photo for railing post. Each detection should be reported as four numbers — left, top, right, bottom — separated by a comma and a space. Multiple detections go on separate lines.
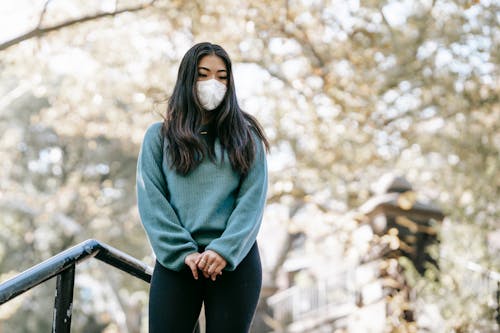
497, 280, 500, 326
52, 264, 75, 333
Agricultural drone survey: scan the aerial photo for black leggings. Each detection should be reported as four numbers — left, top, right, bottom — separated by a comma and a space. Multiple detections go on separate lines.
149, 243, 262, 333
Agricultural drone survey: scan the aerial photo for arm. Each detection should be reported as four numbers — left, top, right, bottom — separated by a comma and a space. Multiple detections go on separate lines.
205, 135, 268, 270
136, 123, 198, 271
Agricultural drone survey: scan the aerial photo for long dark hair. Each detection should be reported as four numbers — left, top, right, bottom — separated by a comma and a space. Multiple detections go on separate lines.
162, 42, 269, 175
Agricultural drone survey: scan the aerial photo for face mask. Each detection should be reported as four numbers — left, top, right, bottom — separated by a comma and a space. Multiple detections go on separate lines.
196, 79, 227, 111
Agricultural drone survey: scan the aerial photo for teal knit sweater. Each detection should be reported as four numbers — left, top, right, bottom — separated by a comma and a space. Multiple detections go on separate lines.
136, 122, 268, 271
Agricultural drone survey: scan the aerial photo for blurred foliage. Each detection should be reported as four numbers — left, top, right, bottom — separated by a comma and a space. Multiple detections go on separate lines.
0, 0, 498, 332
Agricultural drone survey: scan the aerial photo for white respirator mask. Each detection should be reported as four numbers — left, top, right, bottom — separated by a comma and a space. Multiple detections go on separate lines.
196, 79, 227, 111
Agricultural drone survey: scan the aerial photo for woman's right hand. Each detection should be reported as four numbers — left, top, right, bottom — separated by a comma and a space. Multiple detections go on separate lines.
196, 250, 226, 281
184, 252, 201, 280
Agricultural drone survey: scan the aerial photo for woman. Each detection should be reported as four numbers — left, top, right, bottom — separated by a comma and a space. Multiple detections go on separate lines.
136, 42, 269, 333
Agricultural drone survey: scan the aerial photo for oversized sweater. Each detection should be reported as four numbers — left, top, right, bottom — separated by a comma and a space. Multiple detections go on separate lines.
136, 122, 268, 271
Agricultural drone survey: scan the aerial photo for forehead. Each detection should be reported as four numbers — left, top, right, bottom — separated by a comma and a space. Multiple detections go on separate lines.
198, 54, 226, 71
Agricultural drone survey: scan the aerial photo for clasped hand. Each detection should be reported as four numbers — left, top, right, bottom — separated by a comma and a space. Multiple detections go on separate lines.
184, 250, 227, 281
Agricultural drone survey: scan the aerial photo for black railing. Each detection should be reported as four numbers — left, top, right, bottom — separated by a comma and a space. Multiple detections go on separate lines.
0, 239, 199, 332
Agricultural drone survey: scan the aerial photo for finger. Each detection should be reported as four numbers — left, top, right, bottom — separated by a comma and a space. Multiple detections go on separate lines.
202, 270, 210, 279
207, 262, 224, 275
204, 257, 217, 273
212, 262, 225, 276
188, 262, 198, 280
194, 253, 204, 265
209, 258, 222, 273
197, 257, 208, 270
207, 262, 216, 274
211, 265, 224, 281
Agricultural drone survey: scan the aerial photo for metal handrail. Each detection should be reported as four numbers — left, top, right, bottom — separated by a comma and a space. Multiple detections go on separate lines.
0, 239, 152, 304
0, 239, 202, 333
0, 239, 155, 332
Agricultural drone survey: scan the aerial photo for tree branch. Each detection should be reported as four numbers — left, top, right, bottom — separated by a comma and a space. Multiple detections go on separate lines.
0, 0, 157, 52
379, 6, 399, 51
36, 0, 53, 29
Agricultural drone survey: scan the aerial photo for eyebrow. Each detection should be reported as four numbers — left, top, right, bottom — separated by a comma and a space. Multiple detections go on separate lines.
198, 66, 227, 73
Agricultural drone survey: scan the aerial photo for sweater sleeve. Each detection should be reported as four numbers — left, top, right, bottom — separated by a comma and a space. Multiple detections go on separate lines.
136, 122, 198, 271
205, 134, 268, 270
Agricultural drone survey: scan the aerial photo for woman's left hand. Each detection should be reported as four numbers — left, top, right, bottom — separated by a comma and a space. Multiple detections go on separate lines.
196, 250, 227, 281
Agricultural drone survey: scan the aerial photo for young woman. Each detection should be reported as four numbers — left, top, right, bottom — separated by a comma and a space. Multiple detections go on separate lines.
136, 42, 269, 333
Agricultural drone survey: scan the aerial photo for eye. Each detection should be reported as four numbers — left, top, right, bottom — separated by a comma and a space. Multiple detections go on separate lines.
219, 76, 227, 80
198, 73, 207, 77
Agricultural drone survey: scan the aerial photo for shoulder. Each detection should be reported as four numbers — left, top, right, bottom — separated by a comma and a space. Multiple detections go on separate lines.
248, 126, 267, 154
143, 122, 164, 144
145, 121, 163, 136
243, 113, 268, 153
140, 122, 165, 155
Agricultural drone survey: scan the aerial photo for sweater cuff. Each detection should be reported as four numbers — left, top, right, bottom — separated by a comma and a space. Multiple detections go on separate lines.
156, 245, 199, 272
